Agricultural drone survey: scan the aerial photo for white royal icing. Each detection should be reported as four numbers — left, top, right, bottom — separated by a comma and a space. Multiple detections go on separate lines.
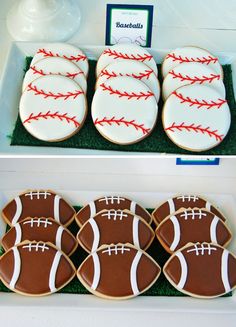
54, 195, 61, 223
130, 201, 137, 214
169, 216, 180, 251
163, 84, 231, 151
97, 60, 160, 101
176, 195, 199, 202
9, 247, 21, 290
55, 226, 64, 250
186, 243, 217, 255
23, 218, 53, 227
19, 75, 87, 142
89, 218, 100, 252
98, 196, 125, 205
89, 201, 96, 218
101, 210, 128, 220
132, 216, 140, 249
102, 244, 131, 255
91, 252, 100, 290
25, 191, 52, 199
14, 223, 22, 245
92, 76, 158, 144
12, 196, 22, 225
162, 62, 225, 101
175, 251, 188, 289
130, 250, 142, 295
167, 198, 175, 214
210, 216, 219, 243
162, 46, 222, 78
221, 249, 231, 293
31, 43, 89, 77
23, 57, 87, 93
179, 209, 207, 220
96, 43, 157, 77
49, 250, 62, 292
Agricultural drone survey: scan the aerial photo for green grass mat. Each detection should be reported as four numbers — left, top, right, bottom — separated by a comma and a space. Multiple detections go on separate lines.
0, 207, 231, 297
10, 58, 236, 155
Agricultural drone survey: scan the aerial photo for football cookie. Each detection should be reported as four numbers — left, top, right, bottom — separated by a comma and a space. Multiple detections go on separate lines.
162, 84, 231, 151
162, 46, 223, 78
152, 195, 226, 225
156, 209, 231, 253
92, 76, 158, 144
19, 75, 87, 142
163, 242, 236, 298
22, 57, 87, 93
1, 217, 78, 256
30, 43, 89, 77
77, 244, 161, 299
96, 60, 160, 102
76, 196, 152, 227
2, 190, 75, 227
0, 241, 76, 296
77, 210, 154, 253
96, 43, 158, 77
162, 62, 225, 101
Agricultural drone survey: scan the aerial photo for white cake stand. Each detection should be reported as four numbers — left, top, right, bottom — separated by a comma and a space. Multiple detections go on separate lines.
7, 0, 81, 41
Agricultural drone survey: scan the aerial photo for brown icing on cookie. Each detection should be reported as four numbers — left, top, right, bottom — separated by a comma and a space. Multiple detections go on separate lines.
156, 209, 231, 253
152, 195, 226, 225
2, 190, 75, 227
77, 210, 154, 253
164, 242, 236, 298
77, 244, 161, 299
76, 196, 152, 226
0, 241, 76, 296
1, 217, 78, 256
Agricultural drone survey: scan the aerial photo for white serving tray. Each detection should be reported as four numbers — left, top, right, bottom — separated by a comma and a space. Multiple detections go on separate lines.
0, 189, 236, 326
0, 42, 236, 157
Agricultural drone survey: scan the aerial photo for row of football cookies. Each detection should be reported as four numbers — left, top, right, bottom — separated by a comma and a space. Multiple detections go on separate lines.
19, 43, 89, 142
161, 46, 231, 152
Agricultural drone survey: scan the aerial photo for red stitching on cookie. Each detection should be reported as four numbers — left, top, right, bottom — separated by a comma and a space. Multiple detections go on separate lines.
94, 117, 150, 135
169, 71, 220, 84
173, 91, 227, 109
23, 111, 80, 127
165, 122, 223, 141
27, 83, 84, 100
103, 48, 153, 62
30, 66, 45, 76
100, 83, 154, 100
100, 69, 153, 80
30, 66, 83, 80
37, 48, 87, 62
166, 53, 218, 65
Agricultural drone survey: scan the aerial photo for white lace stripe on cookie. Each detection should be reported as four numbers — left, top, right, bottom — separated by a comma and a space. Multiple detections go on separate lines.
89, 201, 96, 218
49, 251, 62, 292
167, 199, 175, 215
130, 251, 142, 295
221, 249, 231, 293
9, 247, 21, 290
132, 216, 140, 249
205, 201, 211, 211
12, 196, 22, 225
14, 223, 22, 245
54, 195, 61, 223
176, 252, 188, 289
55, 226, 64, 250
91, 252, 100, 290
210, 216, 219, 243
170, 216, 180, 251
89, 218, 100, 252
130, 201, 136, 213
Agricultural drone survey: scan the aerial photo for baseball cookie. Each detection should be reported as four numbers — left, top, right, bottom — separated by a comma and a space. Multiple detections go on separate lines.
96, 60, 160, 102
77, 243, 161, 299
96, 43, 157, 77
92, 76, 158, 144
19, 75, 87, 142
76, 196, 152, 227
77, 210, 154, 253
156, 209, 231, 253
162, 84, 231, 151
30, 43, 89, 77
163, 242, 236, 298
22, 57, 87, 93
152, 195, 226, 225
2, 190, 75, 227
1, 217, 78, 256
0, 241, 76, 296
162, 46, 223, 78
162, 62, 225, 101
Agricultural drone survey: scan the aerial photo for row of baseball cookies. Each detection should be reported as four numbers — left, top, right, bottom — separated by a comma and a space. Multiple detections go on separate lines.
0, 191, 236, 299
